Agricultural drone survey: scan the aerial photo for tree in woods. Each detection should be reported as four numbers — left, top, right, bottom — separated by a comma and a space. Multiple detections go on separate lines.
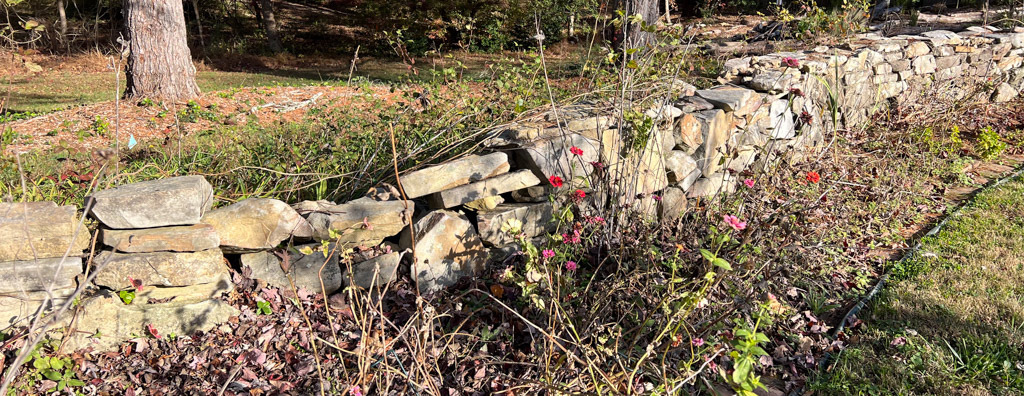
254, 0, 283, 53
122, 0, 199, 101
615, 0, 660, 49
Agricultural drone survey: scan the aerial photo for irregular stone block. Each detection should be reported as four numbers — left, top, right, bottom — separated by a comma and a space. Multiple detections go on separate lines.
86, 175, 213, 229
476, 202, 554, 247
240, 245, 342, 294
304, 198, 413, 248
687, 173, 737, 198
696, 87, 758, 115
695, 109, 732, 175
428, 170, 541, 209
132, 273, 233, 305
64, 289, 238, 353
92, 249, 229, 289
905, 41, 931, 57
0, 202, 90, 261
912, 55, 936, 74
767, 100, 796, 139
565, 116, 614, 134
510, 186, 553, 203
658, 186, 688, 222
399, 152, 510, 198
992, 82, 1019, 102
675, 113, 704, 153
665, 151, 699, 184
202, 198, 313, 253
101, 224, 219, 253
1, 289, 73, 327
935, 55, 961, 70
0, 257, 81, 293
516, 133, 600, 188
400, 210, 488, 293
464, 196, 505, 212
344, 252, 401, 290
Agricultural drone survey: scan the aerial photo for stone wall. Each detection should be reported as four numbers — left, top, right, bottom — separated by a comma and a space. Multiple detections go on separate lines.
3, 27, 1023, 352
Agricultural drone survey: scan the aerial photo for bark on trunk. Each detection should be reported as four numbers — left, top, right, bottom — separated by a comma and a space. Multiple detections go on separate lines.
57, 0, 68, 43
258, 0, 283, 53
617, 0, 659, 50
123, 0, 200, 101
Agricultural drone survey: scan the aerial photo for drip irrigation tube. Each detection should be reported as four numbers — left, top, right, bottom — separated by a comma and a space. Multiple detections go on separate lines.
789, 164, 1024, 396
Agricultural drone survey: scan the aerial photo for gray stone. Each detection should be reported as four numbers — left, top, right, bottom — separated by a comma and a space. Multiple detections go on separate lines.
131, 273, 233, 305
767, 100, 796, 139
1, 289, 73, 327
63, 289, 237, 353
92, 249, 229, 289
645, 104, 683, 121
750, 70, 795, 92
696, 87, 756, 114
515, 133, 599, 188
240, 245, 342, 294
658, 186, 688, 222
86, 175, 214, 229
725, 150, 757, 173
399, 153, 510, 198
665, 151, 699, 184
0, 257, 81, 293
687, 173, 737, 198
678, 96, 715, 111
695, 109, 732, 175
304, 198, 413, 248
101, 224, 220, 253
476, 202, 554, 247
344, 252, 401, 290
510, 186, 553, 203
400, 210, 488, 293
428, 170, 541, 209
0, 202, 90, 261
890, 59, 911, 72
912, 55, 936, 74
992, 82, 1019, 102
202, 198, 314, 253
935, 55, 961, 70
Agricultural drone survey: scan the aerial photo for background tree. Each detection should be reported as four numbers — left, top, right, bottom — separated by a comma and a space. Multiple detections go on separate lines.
616, 0, 660, 49
256, 0, 283, 53
122, 0, 200, 101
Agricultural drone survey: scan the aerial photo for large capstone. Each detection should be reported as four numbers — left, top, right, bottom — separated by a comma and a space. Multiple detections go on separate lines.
86, 175, 214, 229
427, 170, 541, 209
1, 202, 90, 262
400, 210, 488, 293
201, 198, 313, 253
399, 152, 510, 198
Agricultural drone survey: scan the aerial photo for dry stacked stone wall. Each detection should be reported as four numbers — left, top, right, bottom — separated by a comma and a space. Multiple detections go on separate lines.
2, 28, 1023, 351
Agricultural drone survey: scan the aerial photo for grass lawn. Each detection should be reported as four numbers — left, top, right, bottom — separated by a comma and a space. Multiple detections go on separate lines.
810, 176, 1024, 395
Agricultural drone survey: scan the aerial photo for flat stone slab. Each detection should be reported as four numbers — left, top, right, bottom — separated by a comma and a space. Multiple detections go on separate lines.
400, 210, 488, 293
240, 245, 343, 294
304, 197, 414, 247
92, 249, 229, 289
64, 289, 238, 353
696, 87, 756, 113
0, 202, 90, 261
101, 224, 220, 253
1, 289, 74, 327
427, 170, 541, 209
399, 152, 510, 198
0, 257, 81, 293
476, 203, 554, 247
201, 198, 313, 253
86, 175, 214, 229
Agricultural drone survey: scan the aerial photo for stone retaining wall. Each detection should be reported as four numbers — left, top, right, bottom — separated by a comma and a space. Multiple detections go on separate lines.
3, 27, 1023, 352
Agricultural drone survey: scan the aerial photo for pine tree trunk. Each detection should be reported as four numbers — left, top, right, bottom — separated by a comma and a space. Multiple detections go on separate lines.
123, 0, 200, 101
617, 0, 659, 50
258, 0, 283, 53
57, 0, 68, 43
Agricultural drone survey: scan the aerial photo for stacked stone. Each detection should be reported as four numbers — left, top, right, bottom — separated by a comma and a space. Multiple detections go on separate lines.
67, 175, 237, 352
0, 201, 90, 326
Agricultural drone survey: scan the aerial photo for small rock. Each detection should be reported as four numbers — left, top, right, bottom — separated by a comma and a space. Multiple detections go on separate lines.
1, 289, 74, 326
304, 198, 413, 248
400, 210, 488, 293
687, 173, 737, 198
767, 100, 796, 139
399, 152, 510, 198
428, 170, 540, 209
86, 175, 214, 229
675, 113, 704, 152
464, 196, 505, 212
101, 224, 220, 253
1, 202, 90, 261
658, 186, 688, 222
510, 186, 553, 203
476, 202, 555, 247
344, 252, 401, 290
912, 54, 936, 74
202, 198, 313, 253
240, 245, 342, 294
92, 249, 229, 289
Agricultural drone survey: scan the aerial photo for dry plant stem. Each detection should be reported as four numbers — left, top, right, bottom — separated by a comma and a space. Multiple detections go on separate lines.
284, 273, 327, 396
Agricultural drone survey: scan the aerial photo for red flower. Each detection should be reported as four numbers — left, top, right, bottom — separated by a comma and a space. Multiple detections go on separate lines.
549, 175, 564, 188
569, 146, 584, 156
128, 276, 143, 292
589, 161, 605, 170
573, 189, 586, 200
789, 87, 804, 97
147, 323, 162, 339
806, 171, 821, 183
800, 110, 813, 125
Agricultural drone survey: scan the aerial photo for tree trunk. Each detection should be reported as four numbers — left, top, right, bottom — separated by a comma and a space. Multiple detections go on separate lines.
57, 0, 68, 43
616, 0, 659, 50
123, 0, 200, 101
257, 0, 283, 53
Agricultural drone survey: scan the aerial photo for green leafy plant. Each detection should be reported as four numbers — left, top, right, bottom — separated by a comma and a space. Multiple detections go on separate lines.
976, 126, 1006, 160
256, 300, 273, 315
92, 116, 110, 137
727, 315, 770, 395
118, 290, 135, 305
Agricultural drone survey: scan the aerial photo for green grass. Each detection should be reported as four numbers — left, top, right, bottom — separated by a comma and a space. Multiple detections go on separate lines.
810, 176, 1024, 395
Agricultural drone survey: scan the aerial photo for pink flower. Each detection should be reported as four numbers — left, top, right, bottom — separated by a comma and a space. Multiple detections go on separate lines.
128, 276, 143, 292
743, 178, 755, 188
692, 338, 705, 347
565, 261, 578, 271
782, 57, 800, 68
350, 385, 363, 396
569, 146, 583, 156
542, 249, 555, 259
587, 216, 605, 225
549, 175, 564, 188
723, 215, 747, 231
652, 194, 662, 201
562, 230, 582, 245
147, 323, 162, 339
707, 358, 718, 371
789, 87, 805, 97
589, 161, 605, 170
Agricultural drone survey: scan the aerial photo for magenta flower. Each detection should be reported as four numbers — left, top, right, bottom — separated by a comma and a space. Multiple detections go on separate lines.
569, 146, 584, 156
565, 261, 578, 271
692, 338, 705, 347
542, 249, 555, 259
782, 57, 799, 68
588, 216, 606, 225
723, 215, 747, 231
562, 230, 582, 245
350, 385, 363, 396
652, 194, 662, 201
743, 178, 755, 188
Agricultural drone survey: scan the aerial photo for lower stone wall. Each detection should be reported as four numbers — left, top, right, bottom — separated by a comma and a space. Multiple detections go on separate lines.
2, 27, 1022, 352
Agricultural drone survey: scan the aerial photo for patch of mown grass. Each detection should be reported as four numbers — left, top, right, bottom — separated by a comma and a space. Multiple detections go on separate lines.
810, 177, 1024, 395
